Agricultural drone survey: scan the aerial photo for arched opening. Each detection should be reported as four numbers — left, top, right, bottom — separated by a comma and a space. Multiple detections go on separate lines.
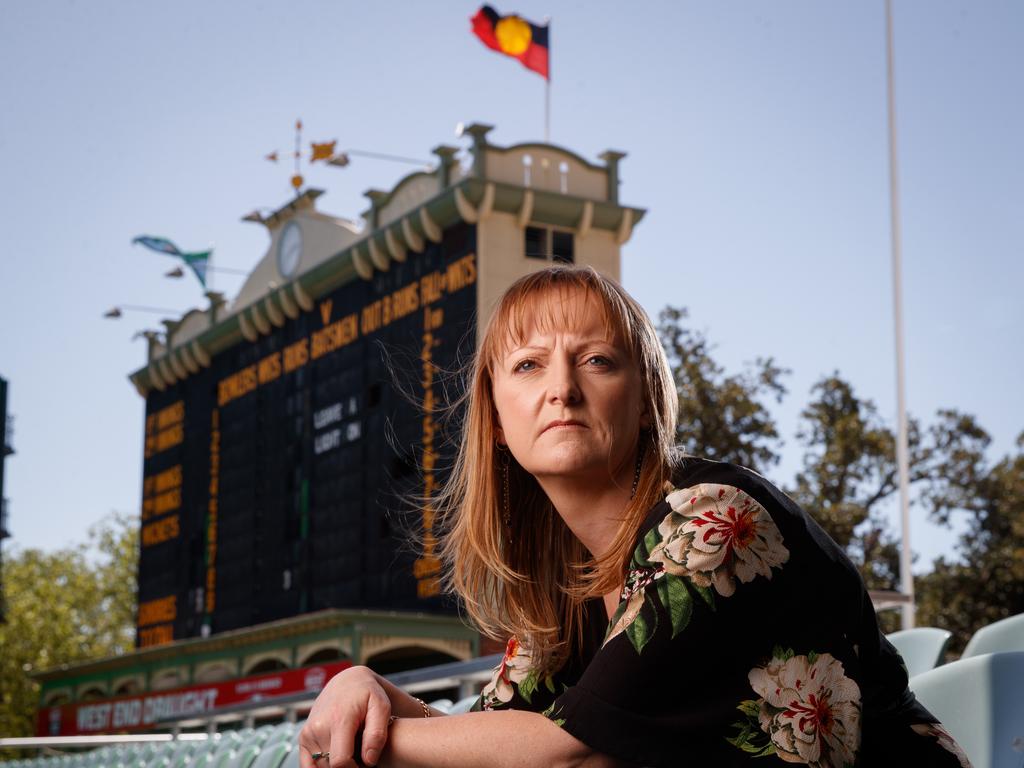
366, 647, 462, 704
194, 662, 235, 684
301, 647, 344, 666
78, 686, 107, 702
42, 692, 71, 708
151, 670, 182, 691
247, 658, 289, 676
112, 679, 142, 697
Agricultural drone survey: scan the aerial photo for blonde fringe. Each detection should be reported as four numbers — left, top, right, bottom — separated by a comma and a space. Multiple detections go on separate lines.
436, 266, 678, 676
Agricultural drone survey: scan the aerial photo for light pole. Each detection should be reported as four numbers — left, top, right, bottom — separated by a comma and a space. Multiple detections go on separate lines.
885, 0, 914, 630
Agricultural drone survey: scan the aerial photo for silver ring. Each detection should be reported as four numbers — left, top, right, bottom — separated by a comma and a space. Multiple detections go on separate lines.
310, 752, 329, 761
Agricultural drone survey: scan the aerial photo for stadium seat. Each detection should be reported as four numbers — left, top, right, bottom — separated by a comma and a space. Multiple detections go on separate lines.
448, 694, 480, 714
962, 613, 1024, 658
249, 741, 293, 768
886, 627, 952, 678
910, 651, 1024, 768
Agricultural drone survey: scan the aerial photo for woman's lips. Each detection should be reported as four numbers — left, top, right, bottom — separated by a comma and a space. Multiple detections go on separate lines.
542, 420, 587, 434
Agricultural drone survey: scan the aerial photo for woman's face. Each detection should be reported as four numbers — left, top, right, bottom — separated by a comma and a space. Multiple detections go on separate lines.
491, 289, 649, 487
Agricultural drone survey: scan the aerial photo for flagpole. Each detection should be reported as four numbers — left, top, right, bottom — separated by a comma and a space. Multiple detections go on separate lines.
545, 16, 551, 142
885, 0, 914, 630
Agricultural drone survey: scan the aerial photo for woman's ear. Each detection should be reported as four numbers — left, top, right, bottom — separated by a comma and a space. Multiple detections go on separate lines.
639, 404, 652, 431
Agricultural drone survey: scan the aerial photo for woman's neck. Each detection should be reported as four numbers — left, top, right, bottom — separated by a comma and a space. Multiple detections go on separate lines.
536, 465, 635, 559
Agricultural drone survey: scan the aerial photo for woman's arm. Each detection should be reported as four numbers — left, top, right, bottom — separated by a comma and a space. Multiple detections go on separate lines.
379, 710, 624, 768
298, 666, 447, 768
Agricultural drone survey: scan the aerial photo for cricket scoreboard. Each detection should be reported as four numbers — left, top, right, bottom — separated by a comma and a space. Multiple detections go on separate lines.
136, 223, 477, 646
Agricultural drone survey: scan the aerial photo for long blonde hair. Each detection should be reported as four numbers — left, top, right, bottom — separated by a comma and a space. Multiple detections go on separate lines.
437, 266, 678, 674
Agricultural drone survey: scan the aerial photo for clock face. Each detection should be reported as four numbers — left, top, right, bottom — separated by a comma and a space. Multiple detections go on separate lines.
277, 222, 303, 279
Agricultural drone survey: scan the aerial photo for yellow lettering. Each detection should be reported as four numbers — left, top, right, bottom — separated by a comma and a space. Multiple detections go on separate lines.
138, 595, 177, 626
141, 514, 180, 547
283, 338, 309, 373
257, 351, 282, 384
138, 624, 174, 647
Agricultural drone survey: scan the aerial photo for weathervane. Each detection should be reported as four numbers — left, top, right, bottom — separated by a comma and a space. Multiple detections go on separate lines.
265, 119, 347, 196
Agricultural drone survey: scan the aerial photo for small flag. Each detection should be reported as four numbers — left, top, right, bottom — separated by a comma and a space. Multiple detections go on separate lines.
133, 235, 211, 288
471, 5, 549, 79
310, 140, 337, 162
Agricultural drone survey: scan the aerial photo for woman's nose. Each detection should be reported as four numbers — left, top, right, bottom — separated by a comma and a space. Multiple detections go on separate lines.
547, 359, 581, 404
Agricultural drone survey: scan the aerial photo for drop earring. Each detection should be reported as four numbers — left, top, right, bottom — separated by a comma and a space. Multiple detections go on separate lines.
497, 445, 511, 528
630, 437, 647, 500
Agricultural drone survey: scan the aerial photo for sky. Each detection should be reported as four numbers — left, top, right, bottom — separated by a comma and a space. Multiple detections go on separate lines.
0, 1, 1021, 575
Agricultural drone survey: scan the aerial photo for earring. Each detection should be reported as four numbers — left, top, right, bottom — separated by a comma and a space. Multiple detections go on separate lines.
630, 437, 647, 501
497, 445, 511, 528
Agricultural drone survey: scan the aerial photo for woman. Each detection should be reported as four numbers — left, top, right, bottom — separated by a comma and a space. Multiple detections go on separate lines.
300, 266, 970, 768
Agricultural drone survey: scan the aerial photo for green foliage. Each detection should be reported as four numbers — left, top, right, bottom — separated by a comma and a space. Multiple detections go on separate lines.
0, 512, 138, 748
788, 376, 996, 599
657, 308, 1022, 650
657, 306, 789, 473
916, 433, 1024, 654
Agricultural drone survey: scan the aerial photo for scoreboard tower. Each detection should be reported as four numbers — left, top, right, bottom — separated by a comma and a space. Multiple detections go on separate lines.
128, 124, 645, 648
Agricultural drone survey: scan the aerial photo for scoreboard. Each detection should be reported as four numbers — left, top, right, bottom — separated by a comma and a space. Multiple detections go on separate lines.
137, 223, 477, 646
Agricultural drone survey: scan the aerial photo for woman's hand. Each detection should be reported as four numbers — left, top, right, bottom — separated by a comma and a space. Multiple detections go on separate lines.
298, 665, 393, 768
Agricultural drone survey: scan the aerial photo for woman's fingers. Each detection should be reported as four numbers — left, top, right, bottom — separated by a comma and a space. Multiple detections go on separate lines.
297, 721, 327, 768
360, 688, 393, 766
328, 710, 358, 768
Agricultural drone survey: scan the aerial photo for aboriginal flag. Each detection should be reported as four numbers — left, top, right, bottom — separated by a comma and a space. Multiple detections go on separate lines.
471, 5, 549, 80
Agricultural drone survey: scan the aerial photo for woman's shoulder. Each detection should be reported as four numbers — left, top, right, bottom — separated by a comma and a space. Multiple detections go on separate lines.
667, 455, 791, 509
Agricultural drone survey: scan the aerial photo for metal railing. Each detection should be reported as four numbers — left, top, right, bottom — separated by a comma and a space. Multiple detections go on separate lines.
0, 654, 502, 750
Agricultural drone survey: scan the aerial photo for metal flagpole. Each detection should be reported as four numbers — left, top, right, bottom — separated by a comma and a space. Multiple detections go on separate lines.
545, 16, 551, 142
886, 0, 914, 630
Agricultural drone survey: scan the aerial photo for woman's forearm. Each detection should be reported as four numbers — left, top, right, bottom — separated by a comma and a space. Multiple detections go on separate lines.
375, 676, 447, 719
379, 710, 619, 768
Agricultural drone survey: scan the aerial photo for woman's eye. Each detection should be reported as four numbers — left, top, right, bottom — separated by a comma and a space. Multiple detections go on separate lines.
513, 359, 536, 373
585, 355, 611, 367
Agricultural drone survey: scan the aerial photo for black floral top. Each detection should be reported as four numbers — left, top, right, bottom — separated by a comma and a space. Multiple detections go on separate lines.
474, 458, 972, 768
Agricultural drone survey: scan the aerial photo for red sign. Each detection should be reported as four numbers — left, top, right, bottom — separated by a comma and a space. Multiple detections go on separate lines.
37, 661, 351, 736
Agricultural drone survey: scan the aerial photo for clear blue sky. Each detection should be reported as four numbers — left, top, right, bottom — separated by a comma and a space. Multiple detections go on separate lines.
1, 1, 1021, 574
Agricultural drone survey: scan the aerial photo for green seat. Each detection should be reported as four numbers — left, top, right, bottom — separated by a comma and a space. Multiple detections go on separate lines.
448, 694, 480, 715
963, 613, 1024, 658
249, 742, 292, 768
886, 627, 952, 678
910, 651, 1024, 768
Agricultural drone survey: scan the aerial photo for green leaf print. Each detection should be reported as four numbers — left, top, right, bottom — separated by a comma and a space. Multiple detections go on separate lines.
636, 527, 660, 566
772, 645, 795, 662
625, 604, 657, 654
541, 702, 566, 727
656, 573, 694, 638
518, 669, 539, 703
691, 582, 716, 610
727, 701, 776, 758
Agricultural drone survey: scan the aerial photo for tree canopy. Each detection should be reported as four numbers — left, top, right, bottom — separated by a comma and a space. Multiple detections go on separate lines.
0, 512, 137, 746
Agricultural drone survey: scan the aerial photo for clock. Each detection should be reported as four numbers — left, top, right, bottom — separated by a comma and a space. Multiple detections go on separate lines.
277, 221, 303, 279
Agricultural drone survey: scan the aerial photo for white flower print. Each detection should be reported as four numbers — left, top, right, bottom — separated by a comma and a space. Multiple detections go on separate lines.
747, 652, 861, 768
479, 636, 532, 710
650, 483, 789, 596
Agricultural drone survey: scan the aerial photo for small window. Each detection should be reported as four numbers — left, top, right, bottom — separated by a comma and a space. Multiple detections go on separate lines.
525, 227, 547, 260
524, 226, 574, 264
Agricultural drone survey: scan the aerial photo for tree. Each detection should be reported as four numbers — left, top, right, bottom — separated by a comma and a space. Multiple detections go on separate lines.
917, 432, 1024, 653
657, 306, 789, 473
0, 512, 137, 747
788, 377, 993, 581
